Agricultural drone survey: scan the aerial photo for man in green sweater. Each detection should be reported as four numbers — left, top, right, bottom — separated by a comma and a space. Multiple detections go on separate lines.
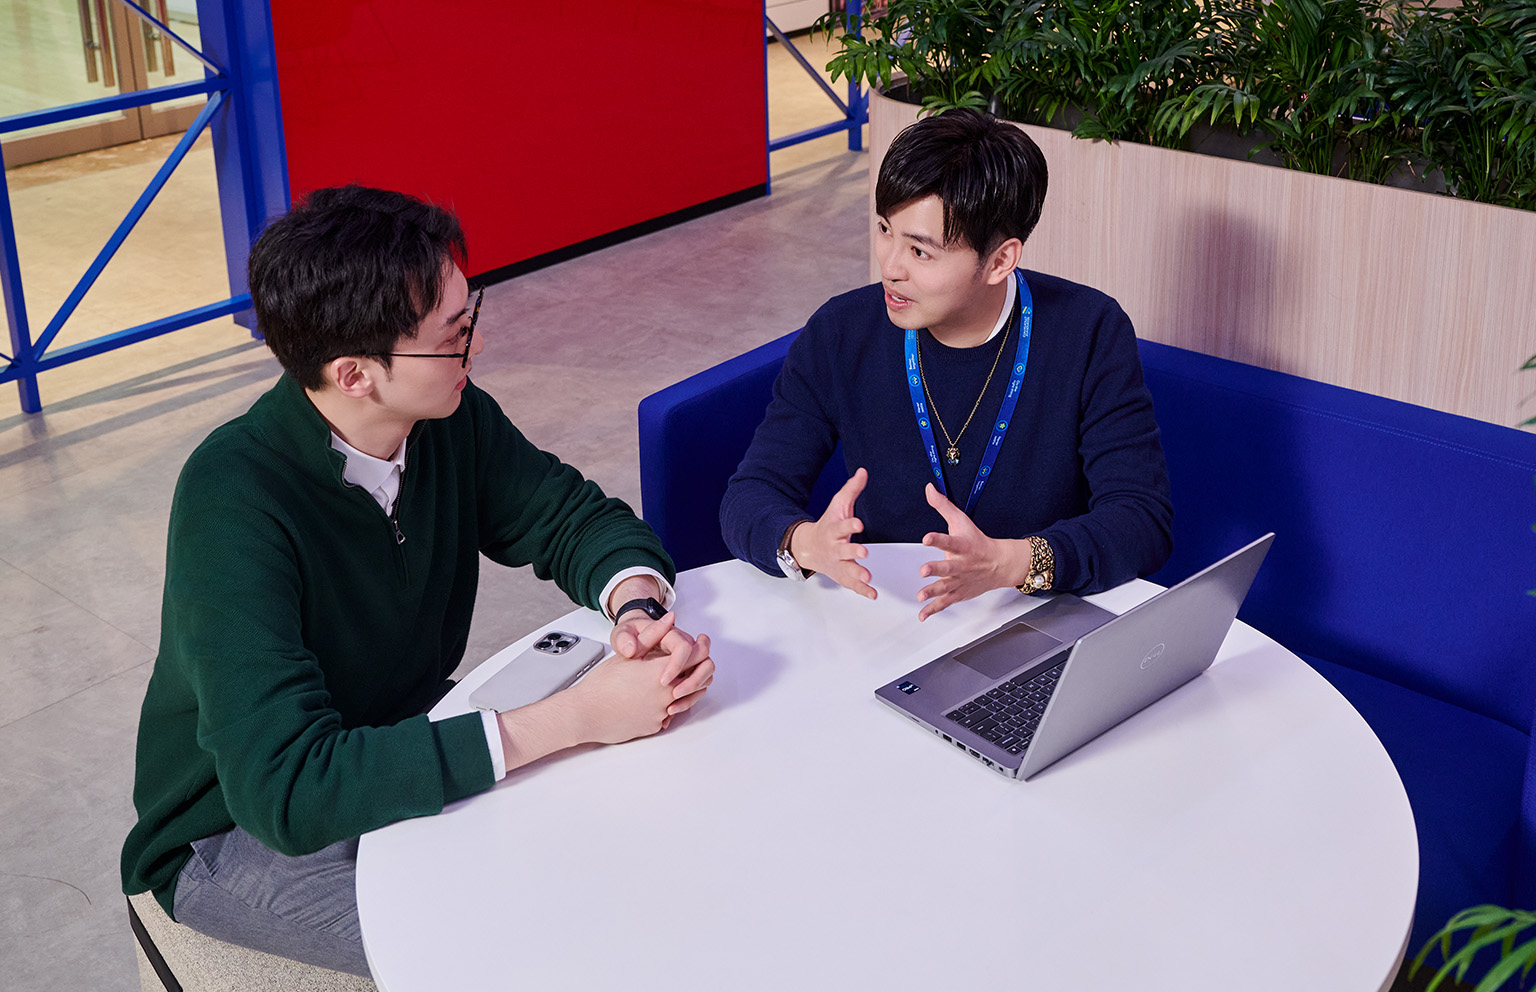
121, 185, 714, 977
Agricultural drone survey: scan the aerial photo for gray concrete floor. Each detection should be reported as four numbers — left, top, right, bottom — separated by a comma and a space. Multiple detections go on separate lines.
0, 34, 869, 992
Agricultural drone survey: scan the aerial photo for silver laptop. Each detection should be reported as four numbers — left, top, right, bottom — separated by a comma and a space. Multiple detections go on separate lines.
876, 534, 1274, 779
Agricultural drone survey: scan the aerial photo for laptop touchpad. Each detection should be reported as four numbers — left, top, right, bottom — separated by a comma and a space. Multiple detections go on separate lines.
954, 623, 1063, 680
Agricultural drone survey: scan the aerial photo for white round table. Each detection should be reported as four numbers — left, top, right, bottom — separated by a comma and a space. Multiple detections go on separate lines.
357, 544, 1417, 991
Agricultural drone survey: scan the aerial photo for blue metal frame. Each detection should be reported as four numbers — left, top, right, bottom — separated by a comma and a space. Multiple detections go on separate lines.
766, 1, 866, 162
0, 0, 288, 414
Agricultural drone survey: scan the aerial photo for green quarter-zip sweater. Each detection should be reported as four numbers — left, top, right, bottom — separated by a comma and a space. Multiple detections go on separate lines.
121, 374, 673, 917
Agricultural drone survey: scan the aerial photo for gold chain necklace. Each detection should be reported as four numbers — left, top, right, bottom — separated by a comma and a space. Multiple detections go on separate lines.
917, 317, 1012, 466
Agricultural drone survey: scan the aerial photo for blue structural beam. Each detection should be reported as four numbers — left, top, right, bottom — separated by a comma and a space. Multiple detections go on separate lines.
0, 79, 224, 135
769, 19, 850, 116
117, 0, 222, 73
0, 0, 289, 413
765, 3, 866, 159
197, 0, 290, 334
23, 297, 253, 370
29, 95, 225, 360
0, 154, 39, 412
772, 120, 861, 150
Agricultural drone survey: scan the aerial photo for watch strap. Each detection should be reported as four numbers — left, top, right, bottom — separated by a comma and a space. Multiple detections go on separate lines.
613, 596, 667, 623
777, 519, 814, 581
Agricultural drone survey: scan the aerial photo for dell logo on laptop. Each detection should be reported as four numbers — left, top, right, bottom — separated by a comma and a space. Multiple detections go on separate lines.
897, 681, 920, 694
1140, 643, 1167, 669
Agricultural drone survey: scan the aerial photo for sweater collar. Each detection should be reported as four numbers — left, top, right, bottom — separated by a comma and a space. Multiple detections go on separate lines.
256, 374, 356, 487
255, 374, 441, 489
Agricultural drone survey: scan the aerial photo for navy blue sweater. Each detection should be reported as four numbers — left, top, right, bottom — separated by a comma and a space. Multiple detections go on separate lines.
720, 271, 1172, 593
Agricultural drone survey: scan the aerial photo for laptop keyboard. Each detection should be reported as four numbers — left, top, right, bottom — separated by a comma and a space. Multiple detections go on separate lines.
945, 661, 1066, 756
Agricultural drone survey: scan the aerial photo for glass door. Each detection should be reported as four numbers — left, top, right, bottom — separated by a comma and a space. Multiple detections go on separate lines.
1, 0, 204, 167
131, 0, 204, 141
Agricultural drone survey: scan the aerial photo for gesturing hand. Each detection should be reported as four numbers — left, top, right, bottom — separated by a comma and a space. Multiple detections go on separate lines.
916, 484, 1027, 621
787, 467, 875, 600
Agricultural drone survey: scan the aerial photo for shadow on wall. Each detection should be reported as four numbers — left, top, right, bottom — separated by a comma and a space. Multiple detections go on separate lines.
1154, 207, 1332, 630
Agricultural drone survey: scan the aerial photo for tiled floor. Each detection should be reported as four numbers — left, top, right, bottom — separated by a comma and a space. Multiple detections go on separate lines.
0, 33, 867, 992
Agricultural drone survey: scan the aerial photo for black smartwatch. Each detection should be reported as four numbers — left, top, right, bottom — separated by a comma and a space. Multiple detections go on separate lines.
612, 596, 667, 623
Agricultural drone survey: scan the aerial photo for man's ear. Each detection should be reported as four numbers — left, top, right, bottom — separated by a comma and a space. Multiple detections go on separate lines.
983, 237, 1023, 285
324, 357, 378, 399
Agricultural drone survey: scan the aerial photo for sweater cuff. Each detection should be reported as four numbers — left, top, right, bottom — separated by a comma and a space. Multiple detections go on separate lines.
430, 711, 497, 804
1040, 530, 1082, 594
757, 508, 811, 577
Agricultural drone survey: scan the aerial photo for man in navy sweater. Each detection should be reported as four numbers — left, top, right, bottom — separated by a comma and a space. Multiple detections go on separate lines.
720, 109, 1172, 618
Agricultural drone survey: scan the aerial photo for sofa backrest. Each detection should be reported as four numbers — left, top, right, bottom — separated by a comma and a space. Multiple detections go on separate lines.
639, 334, 1536, 731
638, 330, 845, 573
1139, 340, 1536, 733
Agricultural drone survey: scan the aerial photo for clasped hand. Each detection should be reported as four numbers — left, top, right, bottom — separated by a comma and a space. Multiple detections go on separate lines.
607, 611, 714, 732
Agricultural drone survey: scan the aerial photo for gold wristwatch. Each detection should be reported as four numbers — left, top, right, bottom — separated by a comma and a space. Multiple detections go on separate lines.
1016, 536, 1055, 594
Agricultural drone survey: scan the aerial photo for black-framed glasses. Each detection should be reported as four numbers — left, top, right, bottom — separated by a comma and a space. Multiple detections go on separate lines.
381, 286, 484, 369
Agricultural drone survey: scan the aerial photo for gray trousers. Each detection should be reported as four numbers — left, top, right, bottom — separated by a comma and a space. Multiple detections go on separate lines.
172, 824, 371, 977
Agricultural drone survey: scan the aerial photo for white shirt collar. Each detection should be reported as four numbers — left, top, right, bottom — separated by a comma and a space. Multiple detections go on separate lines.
330, 433, 407, 510
983, 271, 1019, 344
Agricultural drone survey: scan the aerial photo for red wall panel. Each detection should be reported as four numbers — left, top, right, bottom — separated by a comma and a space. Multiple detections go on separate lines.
268, 1, 767, 276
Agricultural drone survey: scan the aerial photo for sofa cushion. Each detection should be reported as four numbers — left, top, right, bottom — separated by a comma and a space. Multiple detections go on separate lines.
1305, 654, 1527, 950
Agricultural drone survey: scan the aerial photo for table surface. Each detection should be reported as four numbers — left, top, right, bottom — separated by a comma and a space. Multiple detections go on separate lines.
357, 544, 1417, 992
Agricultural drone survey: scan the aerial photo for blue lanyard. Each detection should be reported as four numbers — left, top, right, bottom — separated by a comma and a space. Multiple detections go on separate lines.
904, 269, 1033, 516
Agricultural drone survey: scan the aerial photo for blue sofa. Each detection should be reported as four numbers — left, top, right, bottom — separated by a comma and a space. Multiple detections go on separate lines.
638, 333, 1536, 955
638, 332, 845, 574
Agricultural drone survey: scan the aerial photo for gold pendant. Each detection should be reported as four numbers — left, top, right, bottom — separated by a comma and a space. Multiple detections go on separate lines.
945, 446, 961, 465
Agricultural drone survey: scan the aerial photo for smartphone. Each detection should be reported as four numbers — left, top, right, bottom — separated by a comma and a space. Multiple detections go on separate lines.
468, 631, 608, 713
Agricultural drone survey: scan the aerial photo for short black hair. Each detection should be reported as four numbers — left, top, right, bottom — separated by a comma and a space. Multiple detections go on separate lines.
874, 108, 1048, 256
248, 185, 468, 390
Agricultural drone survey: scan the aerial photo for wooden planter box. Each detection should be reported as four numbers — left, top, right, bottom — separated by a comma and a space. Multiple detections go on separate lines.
870, 88, 1536, 428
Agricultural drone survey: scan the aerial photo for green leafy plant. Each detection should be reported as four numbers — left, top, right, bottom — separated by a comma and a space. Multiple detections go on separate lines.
992, 0, 1235, 146
1382, 0, 1536, 209
1412, 905, 1536, 991
1152, 0, 1407, 181
819, 0, 1006, 115
821, 0, 1535, 209
823, 0, 1238, 144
